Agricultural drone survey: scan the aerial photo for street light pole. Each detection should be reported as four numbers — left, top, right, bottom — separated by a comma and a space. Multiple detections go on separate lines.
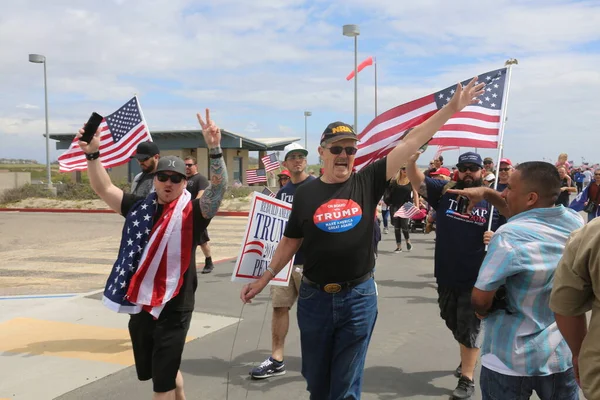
343, 24, 360, 133
29, 53, 52, 190
303, 111, 311, 149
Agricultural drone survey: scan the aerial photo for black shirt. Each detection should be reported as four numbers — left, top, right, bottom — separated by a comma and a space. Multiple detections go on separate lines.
186, 173, 210, 199
555, 178, 572, 207
388, 181, 413, 208
284, 159, 388, 284
121, 194, 211, 313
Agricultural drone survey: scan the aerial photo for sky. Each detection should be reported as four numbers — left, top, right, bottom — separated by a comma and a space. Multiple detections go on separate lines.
2, 0, 600, 166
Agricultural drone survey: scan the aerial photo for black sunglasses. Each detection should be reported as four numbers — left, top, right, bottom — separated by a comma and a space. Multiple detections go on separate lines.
457, 165, 481, 173
185, 163, 195, 167
156, 173, 184, 184
498, 167, 511, 172
138, 156, 151, 162
327, 146, 358, 155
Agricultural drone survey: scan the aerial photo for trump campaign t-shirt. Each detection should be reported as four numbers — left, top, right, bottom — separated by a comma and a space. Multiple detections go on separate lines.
426, 177, 498, 289
284, 159, 388, 284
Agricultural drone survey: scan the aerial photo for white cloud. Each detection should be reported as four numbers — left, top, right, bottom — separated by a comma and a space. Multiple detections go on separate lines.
16, 104, 39, 110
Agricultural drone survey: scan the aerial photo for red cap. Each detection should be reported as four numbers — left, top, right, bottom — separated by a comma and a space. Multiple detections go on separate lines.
277, 170, 291, 178
430, 167, 451, 177
499, 158, 512, 166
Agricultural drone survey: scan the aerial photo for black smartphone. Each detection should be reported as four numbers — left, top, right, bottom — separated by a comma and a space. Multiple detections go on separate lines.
80, 112, 104, 144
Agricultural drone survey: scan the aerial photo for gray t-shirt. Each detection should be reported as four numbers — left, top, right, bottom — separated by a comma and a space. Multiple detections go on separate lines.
131, 172, 154, 198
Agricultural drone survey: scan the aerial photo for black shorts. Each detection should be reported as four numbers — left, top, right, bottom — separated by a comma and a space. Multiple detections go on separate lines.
128, 310, 192, 393
198, 229, 210, 246
437, 286, 480, 348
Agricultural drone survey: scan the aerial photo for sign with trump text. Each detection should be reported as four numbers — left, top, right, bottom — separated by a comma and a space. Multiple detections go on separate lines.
231, 192, 294, 286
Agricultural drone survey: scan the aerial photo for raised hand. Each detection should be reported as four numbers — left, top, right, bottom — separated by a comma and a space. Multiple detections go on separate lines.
447, 77, 486, 113
446, 187, 489, 214
197, 108, 221, 149
77, 125, 101, 154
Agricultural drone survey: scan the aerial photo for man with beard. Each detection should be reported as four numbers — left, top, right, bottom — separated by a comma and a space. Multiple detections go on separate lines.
556, 166, 577, 207
130, 141, 160, 197
407, 151, 498, 399
250, 142, 316, 379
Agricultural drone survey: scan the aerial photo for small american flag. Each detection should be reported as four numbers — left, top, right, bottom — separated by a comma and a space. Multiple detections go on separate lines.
247, 168, 267, 184
261, 187, 276, 197
261, 153, 280, 172
394, 202, 421, 219
58, 96, 151, 172
354, 68, 507, 171
434, 145, 461, 159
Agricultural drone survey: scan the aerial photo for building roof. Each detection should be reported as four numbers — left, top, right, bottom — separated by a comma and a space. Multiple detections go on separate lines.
49, 129, 301, 151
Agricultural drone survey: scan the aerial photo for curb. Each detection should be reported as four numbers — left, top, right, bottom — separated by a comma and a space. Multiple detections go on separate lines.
0, 208, 249, 217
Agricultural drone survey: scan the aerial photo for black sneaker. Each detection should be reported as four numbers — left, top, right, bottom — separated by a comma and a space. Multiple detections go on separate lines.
201, 262, 214, 274
454, 363, 462, 378
406, 242, 413, 252
452, 376, 475, 399
250, 357, 286, 379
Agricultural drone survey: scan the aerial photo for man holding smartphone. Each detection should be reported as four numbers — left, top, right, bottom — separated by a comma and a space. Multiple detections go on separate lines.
79, 109, 227, 400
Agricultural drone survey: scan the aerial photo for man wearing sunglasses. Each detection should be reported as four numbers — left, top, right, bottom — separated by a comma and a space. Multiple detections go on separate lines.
407, 151, 500, 399
77, 109, 227, 400
241, 77, 486, 399
130, 141, 160, 197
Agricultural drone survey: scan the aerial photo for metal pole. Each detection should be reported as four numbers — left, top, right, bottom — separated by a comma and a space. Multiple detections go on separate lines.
43, 60, 52, 189
374, 58, 378, 117
304, 114, 307, 148
353, 36, 358, 132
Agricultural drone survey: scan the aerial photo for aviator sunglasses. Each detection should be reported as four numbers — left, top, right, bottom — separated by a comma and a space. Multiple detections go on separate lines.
156, 173, 184, 184
457, 165, 481, 173
327, 146, 358, 156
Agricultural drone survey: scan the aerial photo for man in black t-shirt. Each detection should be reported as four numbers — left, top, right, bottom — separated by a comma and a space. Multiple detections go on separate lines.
241, 77, 485, 399
77, 109, 227, 400
184, 156, 215, 274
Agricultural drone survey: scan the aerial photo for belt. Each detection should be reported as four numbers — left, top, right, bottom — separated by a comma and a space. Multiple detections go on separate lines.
301, 271, 374, 294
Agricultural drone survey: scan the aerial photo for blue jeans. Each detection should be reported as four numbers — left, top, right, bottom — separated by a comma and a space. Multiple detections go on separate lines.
297, 278, 378, 400
381, 209, 390, 228
588, 212, 597, 223
481, 366, 579, 400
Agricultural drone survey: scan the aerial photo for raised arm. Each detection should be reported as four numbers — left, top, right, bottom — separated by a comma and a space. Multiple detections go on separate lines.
196, 109, 228, 219
406, 152, 427, 198
78, 127, 124, 214
385, 77, 485, 179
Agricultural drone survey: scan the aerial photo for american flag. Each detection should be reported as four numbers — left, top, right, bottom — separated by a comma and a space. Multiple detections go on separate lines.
261, 153, 280, 172
434, 145, 461, 159
394, 202, 421, 219
58, 96, 151, 172
354, 68, 507, 171
247, 168, 267, 184
261, 187, 276, 197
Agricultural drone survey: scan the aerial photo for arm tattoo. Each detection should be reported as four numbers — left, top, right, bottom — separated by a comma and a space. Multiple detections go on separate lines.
418, 181, 428, 198
199, 146, 228, 219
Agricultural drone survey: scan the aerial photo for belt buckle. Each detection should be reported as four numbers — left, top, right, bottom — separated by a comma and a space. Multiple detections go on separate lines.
323, 283, 342, 293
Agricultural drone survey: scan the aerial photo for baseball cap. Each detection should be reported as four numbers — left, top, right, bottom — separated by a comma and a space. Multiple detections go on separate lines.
131, 141, 160, 159
283, 142, 308, 160
155, 156, 186, 177
277, 170, 291, 178
499, 158, 512, 166
483, 157, 494, 164
430, 167, 451, 177
484, 173, 496, 182
457, 152, 483, 168
320, 122, 358, 145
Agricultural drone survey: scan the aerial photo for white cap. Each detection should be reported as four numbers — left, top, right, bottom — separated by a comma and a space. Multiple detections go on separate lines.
484, 173, 496, 182
283, 142, 308, 160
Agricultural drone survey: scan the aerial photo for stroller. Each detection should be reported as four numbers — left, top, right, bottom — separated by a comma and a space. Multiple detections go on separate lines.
409, 205, 428, 233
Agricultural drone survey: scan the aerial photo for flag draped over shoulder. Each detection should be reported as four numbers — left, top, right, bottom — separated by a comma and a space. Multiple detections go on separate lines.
58, 96, 151, 172
102, 191, 193, 318
354, 68, 508, 171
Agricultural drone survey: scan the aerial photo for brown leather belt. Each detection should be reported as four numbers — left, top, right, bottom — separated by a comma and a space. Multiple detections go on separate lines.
301, 271, 374, 294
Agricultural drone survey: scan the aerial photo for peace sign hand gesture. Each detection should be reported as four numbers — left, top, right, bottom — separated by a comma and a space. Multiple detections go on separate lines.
447, 77, 486, 113
197, 108, 221, 149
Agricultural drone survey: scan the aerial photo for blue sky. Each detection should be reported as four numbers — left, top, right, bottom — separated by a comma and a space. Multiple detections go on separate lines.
2, 0, 600, 166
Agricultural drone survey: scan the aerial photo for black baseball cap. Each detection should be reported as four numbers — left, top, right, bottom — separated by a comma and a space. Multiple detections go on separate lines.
131, 141, 160, 159
155, 156, 186, 177
320, 122, 358, 145
457, 152, 483, 168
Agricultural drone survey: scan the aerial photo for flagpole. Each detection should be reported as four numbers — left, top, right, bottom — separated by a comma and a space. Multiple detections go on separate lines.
374, 57, 378, 117
487, 58, 518, 234
135, 94, 152, 138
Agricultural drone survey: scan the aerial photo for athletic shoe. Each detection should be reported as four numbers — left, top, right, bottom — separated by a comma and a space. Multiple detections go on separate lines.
201, 262, 214, 274
406, 242, 413, 251
452, 376, 475, 399
384, 228, 389, 234
394, 247, 402, 253
250, 357, 286, 379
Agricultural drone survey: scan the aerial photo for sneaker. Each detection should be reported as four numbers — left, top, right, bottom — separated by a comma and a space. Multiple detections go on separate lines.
454, 363, 462, 378
406, 242, 412, 252
201, 262, 214, 274
384, 228, 389, 234
394, 247, 402, 253
452, 376, 475, 399
250, 357, 286, 379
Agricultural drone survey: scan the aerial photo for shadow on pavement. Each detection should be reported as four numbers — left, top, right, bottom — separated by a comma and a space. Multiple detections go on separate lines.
376, 279, 437, 290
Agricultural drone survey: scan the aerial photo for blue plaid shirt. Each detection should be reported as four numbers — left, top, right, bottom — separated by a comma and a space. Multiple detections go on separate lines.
475, 206, 584, 375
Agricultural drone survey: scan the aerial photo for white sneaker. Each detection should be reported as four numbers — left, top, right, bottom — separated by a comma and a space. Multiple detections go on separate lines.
384, 228, 389, 234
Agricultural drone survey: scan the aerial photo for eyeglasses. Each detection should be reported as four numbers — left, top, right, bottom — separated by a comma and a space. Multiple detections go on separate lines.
457, 165, 481, 173
498, 168, 511, 172
401, 167, 406, 171
156, 173, 184, 184
279, 176, 290, 180
286, 155, 306, 161
185, 163, 195, 167
327, 146, 358, 155
138, 157, 151, 162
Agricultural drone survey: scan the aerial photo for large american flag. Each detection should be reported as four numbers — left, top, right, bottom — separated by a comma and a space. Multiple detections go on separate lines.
261, 153, 280, 172
354, 68, 507, 171
58, 96, 151, 172
246, 168, 267, 184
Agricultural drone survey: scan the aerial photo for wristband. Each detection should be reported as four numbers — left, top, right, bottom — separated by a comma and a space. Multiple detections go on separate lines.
266, 267, 276, 277
209, 153, 223, 159
85, 151, 100, 161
